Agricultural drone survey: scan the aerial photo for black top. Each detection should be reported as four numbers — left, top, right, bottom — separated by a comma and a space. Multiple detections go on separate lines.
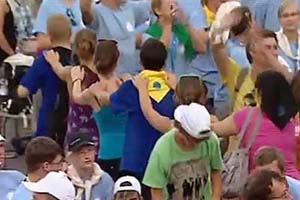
0, 0, 17, 64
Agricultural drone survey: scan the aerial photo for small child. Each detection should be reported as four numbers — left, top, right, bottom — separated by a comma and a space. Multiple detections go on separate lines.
18, 14, 73, 147
255, 146, 300, 200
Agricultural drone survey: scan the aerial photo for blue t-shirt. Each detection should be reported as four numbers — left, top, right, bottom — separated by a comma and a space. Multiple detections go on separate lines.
110, 80, 175, 176
252, 0, 300, 32
227, 37, 250, 69
0, 170, 25, 200
93, 106, 127, 160
279, 41, 300, 73
34, 0, 84, 34
20, 47, 72, 136
11, 182, 32, 200
87, 1, 150, 74
286, 176, 300, 200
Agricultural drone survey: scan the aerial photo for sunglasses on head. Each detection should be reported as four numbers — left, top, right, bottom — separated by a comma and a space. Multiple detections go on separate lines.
98, 39, 118, 45
66, 8, 77, 26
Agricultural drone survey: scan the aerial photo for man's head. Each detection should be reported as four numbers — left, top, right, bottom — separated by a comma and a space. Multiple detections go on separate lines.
114, 176, 143, 200
140, 39, 167, 71
255, 147, 285, 176
174, 103, 212, 148
151, 0, 177, 18
67, 132, 96, 170
278, 0, 300, 32
246, 29, 279, 65
25, 137, 64, 177
243, 170, 292, 200
47, 14, 72, 44
24, 171, 75, 200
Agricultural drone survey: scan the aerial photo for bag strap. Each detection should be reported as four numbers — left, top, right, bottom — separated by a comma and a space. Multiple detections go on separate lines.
246, 108, 263, 150
236, 108, 255, 148
295, 112, 300, 171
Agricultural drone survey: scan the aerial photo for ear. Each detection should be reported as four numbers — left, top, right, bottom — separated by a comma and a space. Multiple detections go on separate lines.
42, 162, 50, 172
154, 7, 162, 17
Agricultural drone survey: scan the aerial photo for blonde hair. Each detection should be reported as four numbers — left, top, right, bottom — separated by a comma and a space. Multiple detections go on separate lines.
73, 29, 97, 61
47, 14, 72, 42
278, 0, 299, 17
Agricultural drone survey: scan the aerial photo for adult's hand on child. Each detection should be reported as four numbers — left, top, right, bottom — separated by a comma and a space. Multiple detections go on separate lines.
71, 66, 85, 82
133, 75, 149, 92
165, 72, 177, 90
45, 50, 60, 66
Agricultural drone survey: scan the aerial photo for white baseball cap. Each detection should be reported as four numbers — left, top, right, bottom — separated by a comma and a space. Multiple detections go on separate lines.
23, 172, 75, 200
174, 103, 212, 139
0, 134, 5, 142
114, 176, 141, 195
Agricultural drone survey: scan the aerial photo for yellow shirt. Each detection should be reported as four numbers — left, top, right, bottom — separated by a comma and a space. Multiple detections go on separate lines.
221, 59, 257, 112
203, 5, 216, 25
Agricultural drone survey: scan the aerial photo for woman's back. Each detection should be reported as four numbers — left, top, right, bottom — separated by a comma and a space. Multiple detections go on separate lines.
94, 106, 127, 160
67, 68, 99, 142
234, 107, 300, 179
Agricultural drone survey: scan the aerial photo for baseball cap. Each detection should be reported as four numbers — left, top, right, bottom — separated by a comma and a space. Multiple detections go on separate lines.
174, 103, 212, 139
67, 132, 95, 152
0, 134, 5, 142
23, 171, 75, 200
114, 176, 141, 195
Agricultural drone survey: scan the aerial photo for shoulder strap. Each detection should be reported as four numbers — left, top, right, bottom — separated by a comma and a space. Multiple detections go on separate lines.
246, 108, 263, 150
236, 108, 255, 148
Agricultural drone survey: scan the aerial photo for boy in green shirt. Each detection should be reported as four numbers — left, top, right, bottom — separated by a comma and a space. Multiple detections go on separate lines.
143, 103, 223, 200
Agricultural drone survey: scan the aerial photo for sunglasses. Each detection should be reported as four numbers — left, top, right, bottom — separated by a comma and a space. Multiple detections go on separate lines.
66, 8, 77, 26
98, 39, 118, 45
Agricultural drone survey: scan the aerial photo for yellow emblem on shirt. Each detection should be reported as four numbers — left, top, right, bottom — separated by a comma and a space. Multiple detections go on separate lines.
140, 70, 171, 103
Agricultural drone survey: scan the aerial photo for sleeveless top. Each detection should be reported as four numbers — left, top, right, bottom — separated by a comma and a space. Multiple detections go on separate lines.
67, 67, 99, 143
94, 106, 127, 160
0, 0, 17, 63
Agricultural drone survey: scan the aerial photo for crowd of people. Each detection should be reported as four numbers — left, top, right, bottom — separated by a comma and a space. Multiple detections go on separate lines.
0, 0, 300, 199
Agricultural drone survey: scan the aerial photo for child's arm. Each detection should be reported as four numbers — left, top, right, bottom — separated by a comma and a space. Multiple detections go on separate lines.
17, 85, 30, 98
211, 170, 222, 200
151, 188, 163, 200
71, 66, 92, 105
134, 75, 173, 133
45, 50, 71, 82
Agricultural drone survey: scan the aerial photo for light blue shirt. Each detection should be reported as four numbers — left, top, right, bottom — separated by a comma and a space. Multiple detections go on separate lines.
253, 0, 300, 32
178, 0, 230, 117
279, 41, 300, 73
79, 171, 114, 200
11, 182, 32, 200
87, 1, 151, 74
241, 0, 257, 14
34, 0, 84, 34
0, 170, 25, 200
227, 37, 250, 69
286, 176, 300, 200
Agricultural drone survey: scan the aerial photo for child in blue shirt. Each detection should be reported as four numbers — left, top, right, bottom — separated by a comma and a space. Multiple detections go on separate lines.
17, 14, 73, 146
93, 39, 175, 189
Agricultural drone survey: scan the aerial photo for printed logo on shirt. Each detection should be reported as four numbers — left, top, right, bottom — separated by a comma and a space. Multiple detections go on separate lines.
168, 157, 209, 200
126, 22, 134, 32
